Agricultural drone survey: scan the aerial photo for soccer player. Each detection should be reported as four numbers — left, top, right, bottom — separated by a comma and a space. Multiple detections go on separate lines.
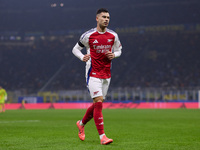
0, 86, 7, 113
72, 8, 122, 145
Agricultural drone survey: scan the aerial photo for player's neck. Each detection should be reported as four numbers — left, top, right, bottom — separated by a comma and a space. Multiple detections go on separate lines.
96, 26, 107, 33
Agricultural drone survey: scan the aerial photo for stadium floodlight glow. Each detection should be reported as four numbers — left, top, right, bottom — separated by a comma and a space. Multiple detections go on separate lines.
51, 3, 57, 7
60, 3, 64, 7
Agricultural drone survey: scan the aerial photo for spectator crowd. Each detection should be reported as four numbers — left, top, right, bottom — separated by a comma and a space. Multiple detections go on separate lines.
0, 29, 200, 93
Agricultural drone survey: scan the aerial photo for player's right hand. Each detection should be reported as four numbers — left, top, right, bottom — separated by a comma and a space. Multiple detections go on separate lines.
82, 54, 91, 62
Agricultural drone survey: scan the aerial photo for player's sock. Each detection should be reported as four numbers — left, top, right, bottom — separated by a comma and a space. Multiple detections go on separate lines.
100, 133, 105, 140
81, 103, 94, 125
93, 102, 104, 135
79, 120, 84, 126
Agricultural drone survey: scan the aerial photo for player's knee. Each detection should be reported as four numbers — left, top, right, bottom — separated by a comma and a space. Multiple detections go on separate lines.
93, 96, 104, 103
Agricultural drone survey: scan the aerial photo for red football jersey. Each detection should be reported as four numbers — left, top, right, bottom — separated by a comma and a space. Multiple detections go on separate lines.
78, 28, 122, 79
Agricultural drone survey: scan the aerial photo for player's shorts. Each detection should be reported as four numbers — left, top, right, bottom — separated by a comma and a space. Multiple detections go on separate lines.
87, 77, 111, 99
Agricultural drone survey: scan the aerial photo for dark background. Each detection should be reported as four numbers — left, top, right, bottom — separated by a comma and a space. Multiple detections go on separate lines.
0, 0, 200, 92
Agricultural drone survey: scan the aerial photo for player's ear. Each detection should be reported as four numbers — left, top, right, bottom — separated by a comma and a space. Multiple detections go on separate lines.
96, 14, 99, 22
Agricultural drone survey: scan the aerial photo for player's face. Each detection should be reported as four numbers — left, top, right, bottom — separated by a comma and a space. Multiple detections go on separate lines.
96, 12, 110, 28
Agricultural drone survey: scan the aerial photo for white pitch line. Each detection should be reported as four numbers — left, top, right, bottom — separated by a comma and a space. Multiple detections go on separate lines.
0, 120, 40, 124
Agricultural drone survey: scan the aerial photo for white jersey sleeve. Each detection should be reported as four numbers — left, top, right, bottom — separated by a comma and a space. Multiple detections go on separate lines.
79, 33, 89, 48
72, 43, 84, 61
113, 33, 122, 58
79, 28, 96, 48
72, 28, 96, 61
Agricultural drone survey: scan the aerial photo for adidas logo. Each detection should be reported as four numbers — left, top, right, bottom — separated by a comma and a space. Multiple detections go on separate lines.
107, 39, 113, 42
93, 39, 98, 43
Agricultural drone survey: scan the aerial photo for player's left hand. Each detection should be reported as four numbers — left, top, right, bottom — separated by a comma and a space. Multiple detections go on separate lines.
105, 51, 115, 60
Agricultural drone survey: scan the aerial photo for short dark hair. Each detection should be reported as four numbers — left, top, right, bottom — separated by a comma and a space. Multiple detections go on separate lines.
96, 8, 109, 15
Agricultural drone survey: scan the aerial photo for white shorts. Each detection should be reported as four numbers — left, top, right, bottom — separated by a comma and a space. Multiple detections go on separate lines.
87, 77, 111, 99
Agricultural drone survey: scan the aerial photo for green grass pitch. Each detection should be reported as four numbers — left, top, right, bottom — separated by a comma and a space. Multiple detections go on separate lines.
0, 109, 200, 150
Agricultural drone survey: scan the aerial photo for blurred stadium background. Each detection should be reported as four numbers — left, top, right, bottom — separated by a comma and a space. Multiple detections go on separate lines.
0, 0, 200, 103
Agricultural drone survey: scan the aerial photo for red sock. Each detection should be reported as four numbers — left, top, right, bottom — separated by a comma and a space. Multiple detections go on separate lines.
82, 103, 94, 125
93, 102, 104, 135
